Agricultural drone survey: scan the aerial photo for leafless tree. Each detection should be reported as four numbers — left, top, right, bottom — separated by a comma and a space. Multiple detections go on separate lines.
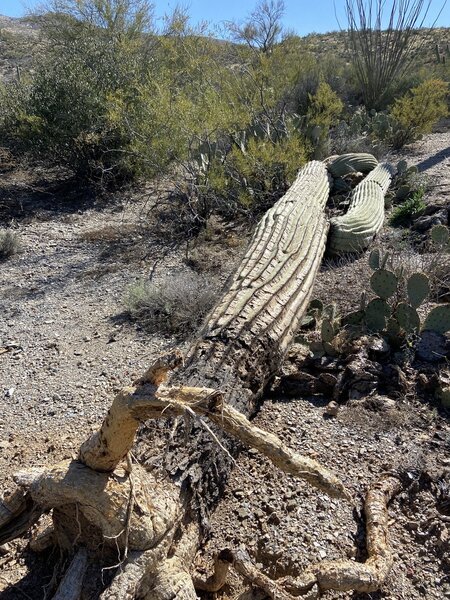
227, 0, 285, 53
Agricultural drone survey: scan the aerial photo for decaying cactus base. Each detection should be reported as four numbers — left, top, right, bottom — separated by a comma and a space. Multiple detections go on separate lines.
0, 387, 403, 599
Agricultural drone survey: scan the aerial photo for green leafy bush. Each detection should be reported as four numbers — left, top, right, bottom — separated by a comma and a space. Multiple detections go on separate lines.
206, 131, 309, 215
389, 191, 426, 227
389, 79, 449, 148
0, 0, 162, 184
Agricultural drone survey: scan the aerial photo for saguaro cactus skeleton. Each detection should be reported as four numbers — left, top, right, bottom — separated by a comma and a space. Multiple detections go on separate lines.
0, 160, 400, 599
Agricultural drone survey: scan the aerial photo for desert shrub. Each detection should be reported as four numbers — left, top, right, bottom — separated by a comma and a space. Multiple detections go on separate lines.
206, 131, 309, 215
389, 79, 449, 149
125, 272, 219, 337
306, 81, 344, 130
389, 190, 426, 227
0, 0, 163, 184
0, 230, 21, 259
305, 81, 343, 157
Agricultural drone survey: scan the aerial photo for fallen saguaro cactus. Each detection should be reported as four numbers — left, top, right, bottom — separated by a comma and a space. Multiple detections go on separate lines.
326, 152, 378, 178
328, 162, 395, 255
1, 161, 353, 600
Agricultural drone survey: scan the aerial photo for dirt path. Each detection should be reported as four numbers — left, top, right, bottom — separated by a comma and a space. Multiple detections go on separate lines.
1, 134, 449, 599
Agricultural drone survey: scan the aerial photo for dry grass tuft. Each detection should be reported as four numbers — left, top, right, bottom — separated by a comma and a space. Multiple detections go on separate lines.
0, 229, 21, 259
125, 272, 220, 338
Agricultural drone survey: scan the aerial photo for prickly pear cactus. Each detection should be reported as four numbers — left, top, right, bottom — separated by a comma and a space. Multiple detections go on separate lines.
327, 153, 378, 178
365, 298, 391, 331
370, 269, 398, 299
395, 303, 420, 333
328, 163, 395, 255
321, 319, 335, 342
368, 248, 381, 270
430, 224, 450, 249
423, 304, 450, 334
407, 273, 430, 308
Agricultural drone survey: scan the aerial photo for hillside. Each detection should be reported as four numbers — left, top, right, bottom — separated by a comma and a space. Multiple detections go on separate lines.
1, 14, 450, 83
0, 15, 42, 81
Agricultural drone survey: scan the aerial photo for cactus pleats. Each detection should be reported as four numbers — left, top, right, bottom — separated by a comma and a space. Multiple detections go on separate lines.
327, 153, 378, 178
328, 163, 394, 255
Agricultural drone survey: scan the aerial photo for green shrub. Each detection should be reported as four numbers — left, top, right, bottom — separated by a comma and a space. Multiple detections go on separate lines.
389, 191, 426, 227
306, 81, 344, 130
389, 79, 449, 148
206, 131, 309, 215
0, 230, 21, 259
0, 0, 163, 184
125, 272, 219, 337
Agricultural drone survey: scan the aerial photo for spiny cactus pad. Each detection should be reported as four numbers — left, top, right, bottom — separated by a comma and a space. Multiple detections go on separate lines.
370, 269, 398, 299
343, 310, 365, 326
386, 317, 401, 337
321, 319, 335, 343
395, 303, 420, 333
327, 153, 378, 178
397, 160, 407, 174
368, 248, 381, 270
431, 224, 449, 245
309, 299, 324, 314
365, 298, 391, 331
328, 163, 395, 255
407, 273, 430, 308
423, 304, 450, 334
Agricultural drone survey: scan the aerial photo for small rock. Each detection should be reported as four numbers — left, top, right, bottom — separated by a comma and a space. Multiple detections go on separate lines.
324, 401, 339, 417
237, 508, 250, 521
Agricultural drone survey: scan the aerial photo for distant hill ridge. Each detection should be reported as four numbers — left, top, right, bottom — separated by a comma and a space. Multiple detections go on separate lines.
1, 14, 449, 83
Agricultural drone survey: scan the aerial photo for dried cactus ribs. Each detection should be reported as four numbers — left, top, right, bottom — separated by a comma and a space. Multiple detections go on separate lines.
326, 153, 378, 178
328, 162, 395, 255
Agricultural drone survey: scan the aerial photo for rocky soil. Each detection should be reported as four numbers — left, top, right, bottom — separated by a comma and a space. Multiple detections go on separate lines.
0, 134, 449, 599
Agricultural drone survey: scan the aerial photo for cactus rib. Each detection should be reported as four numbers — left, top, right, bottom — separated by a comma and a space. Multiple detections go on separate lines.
326, 153, 378, 178
328, 163, 395, 255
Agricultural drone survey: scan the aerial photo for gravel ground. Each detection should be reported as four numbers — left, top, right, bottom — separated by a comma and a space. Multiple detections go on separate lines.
1, 133, 449, 599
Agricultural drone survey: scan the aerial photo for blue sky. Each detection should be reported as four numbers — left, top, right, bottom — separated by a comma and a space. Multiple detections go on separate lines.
1, 0, 449, 35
